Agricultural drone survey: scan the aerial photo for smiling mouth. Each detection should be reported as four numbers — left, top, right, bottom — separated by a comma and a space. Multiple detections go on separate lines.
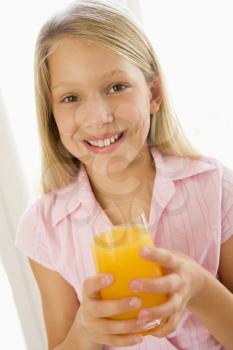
84, 131, 125, 148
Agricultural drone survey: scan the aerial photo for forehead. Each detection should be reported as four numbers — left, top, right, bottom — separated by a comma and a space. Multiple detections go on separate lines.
48, 37, 142, 81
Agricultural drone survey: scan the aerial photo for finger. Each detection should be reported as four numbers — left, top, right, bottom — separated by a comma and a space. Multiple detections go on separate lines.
94, 315, 147, 335
139, 246, 180, 269
88, 295, 142, 318
94, 332, 143, 347
149, 313, 180, 337
136, 293, 182, 324
82, 273, 114, 300
129, 273, 182, 294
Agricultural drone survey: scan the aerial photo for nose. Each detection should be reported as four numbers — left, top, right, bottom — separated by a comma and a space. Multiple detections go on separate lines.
76, 98, 114, 129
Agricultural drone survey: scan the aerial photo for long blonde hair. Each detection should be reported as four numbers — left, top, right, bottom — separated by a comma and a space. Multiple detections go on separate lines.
34, 0, 202, 195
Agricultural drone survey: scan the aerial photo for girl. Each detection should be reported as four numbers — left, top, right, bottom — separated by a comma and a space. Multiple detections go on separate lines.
15, 0, 233, 349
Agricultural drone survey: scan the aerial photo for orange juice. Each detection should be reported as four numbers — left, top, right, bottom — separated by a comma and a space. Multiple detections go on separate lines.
92, 225, 167, 335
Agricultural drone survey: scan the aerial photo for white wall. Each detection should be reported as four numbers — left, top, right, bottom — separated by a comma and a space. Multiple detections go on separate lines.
0, 93, 46, 349
139, 0, 233, 168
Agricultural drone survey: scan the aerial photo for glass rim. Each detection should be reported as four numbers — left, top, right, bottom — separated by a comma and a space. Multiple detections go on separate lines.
95, 221, 146, 233
92, 204, 148, 236
103, 205, 145, 224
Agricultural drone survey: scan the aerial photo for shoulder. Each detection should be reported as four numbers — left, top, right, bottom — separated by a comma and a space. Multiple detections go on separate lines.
165, 152, 233, 207
185, 153, 233, 184
15, 179, 81, 271
196, 155, 233, 243
17, 192, 54, 230
19, 172, 84, 231
188, 155, 233, 202
151, 147, 223, 182
199, 155, 233, 190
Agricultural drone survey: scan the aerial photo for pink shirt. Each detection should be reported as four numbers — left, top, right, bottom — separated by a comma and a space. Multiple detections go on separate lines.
15, 146, 233, 349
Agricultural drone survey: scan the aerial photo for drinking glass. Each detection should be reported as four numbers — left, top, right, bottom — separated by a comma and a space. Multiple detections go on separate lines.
91, 204, 167, 335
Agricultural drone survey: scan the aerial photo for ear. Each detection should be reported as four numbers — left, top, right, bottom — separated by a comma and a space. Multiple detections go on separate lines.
148, 75, 163, 115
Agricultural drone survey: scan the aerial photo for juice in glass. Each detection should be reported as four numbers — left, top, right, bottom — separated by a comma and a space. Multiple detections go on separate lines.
92, 217, 167, 335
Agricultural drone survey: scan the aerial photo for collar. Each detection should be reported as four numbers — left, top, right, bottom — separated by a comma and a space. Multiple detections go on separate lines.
151, 147, 216, 181
50, 146, 216, 228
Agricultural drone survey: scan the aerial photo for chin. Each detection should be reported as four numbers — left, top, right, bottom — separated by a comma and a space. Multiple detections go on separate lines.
107, 160, 129, 175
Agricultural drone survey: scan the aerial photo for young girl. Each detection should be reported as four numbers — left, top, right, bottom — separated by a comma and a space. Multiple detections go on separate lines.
15, 0, 233, 349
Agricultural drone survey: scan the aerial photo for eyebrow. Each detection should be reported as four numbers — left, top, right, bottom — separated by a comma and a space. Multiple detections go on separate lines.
51, 69, 128, 90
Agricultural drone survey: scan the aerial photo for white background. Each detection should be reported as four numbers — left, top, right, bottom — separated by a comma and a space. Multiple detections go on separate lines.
139, 0, 233, 168
0, 0, 232, 348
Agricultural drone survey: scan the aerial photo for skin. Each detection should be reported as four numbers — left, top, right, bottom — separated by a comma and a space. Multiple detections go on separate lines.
49, 36, 233, 347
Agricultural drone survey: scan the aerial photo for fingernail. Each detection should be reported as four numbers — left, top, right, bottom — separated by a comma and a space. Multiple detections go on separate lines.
141, 247, 152, 256
129, 297, 141, 308
102, 274, 114, 286
130, 280, 142, 291
138, 309, 150, 319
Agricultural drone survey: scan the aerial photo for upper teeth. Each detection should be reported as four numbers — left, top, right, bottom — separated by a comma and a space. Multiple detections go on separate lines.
87, 132, 122, 147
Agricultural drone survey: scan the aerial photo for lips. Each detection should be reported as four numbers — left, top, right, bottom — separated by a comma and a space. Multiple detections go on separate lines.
81, 130, 127, 154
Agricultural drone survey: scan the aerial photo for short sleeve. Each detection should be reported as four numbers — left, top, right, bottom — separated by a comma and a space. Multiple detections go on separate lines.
221, 164, 233, 243
15, 201, 56, 271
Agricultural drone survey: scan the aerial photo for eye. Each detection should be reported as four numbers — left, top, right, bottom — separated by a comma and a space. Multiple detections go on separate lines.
109, 83, 127, 94
61, 95, 78, 103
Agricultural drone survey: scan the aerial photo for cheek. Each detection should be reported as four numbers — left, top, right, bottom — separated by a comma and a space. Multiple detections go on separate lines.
114, 102, 146, 131
114, 102, 150, 140
60, 133, 89, 163
54, 111, 76, 137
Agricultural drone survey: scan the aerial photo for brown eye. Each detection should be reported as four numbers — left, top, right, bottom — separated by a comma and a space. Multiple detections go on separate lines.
109, 84, 127, 94
62, 95, 77, 103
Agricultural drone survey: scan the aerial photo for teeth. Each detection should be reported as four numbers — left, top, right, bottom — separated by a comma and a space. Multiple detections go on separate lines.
87, 132, 123, 147
104, 138, 111, 147
97, 140, 104, 147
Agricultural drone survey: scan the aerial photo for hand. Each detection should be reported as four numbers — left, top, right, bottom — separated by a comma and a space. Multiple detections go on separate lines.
75, 273, 146, 347
129, 246, 206, 337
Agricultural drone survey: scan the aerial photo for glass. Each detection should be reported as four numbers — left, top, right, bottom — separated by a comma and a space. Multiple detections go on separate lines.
91, 204, 167, 335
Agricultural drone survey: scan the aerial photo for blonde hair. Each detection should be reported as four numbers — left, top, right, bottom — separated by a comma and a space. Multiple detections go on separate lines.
34, 0, 203, 195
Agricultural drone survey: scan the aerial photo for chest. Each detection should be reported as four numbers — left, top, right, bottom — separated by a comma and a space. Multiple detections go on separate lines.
98, 182, 154, 227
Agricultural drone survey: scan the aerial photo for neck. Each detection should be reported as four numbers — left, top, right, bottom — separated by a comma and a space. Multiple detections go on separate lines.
85, 143, 155, 208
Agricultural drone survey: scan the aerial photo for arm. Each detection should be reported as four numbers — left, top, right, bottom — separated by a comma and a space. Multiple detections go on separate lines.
219, 234, 233, 292
188, 262, 233, 349
28, 258, 103, 350
188, 234, 233, 348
